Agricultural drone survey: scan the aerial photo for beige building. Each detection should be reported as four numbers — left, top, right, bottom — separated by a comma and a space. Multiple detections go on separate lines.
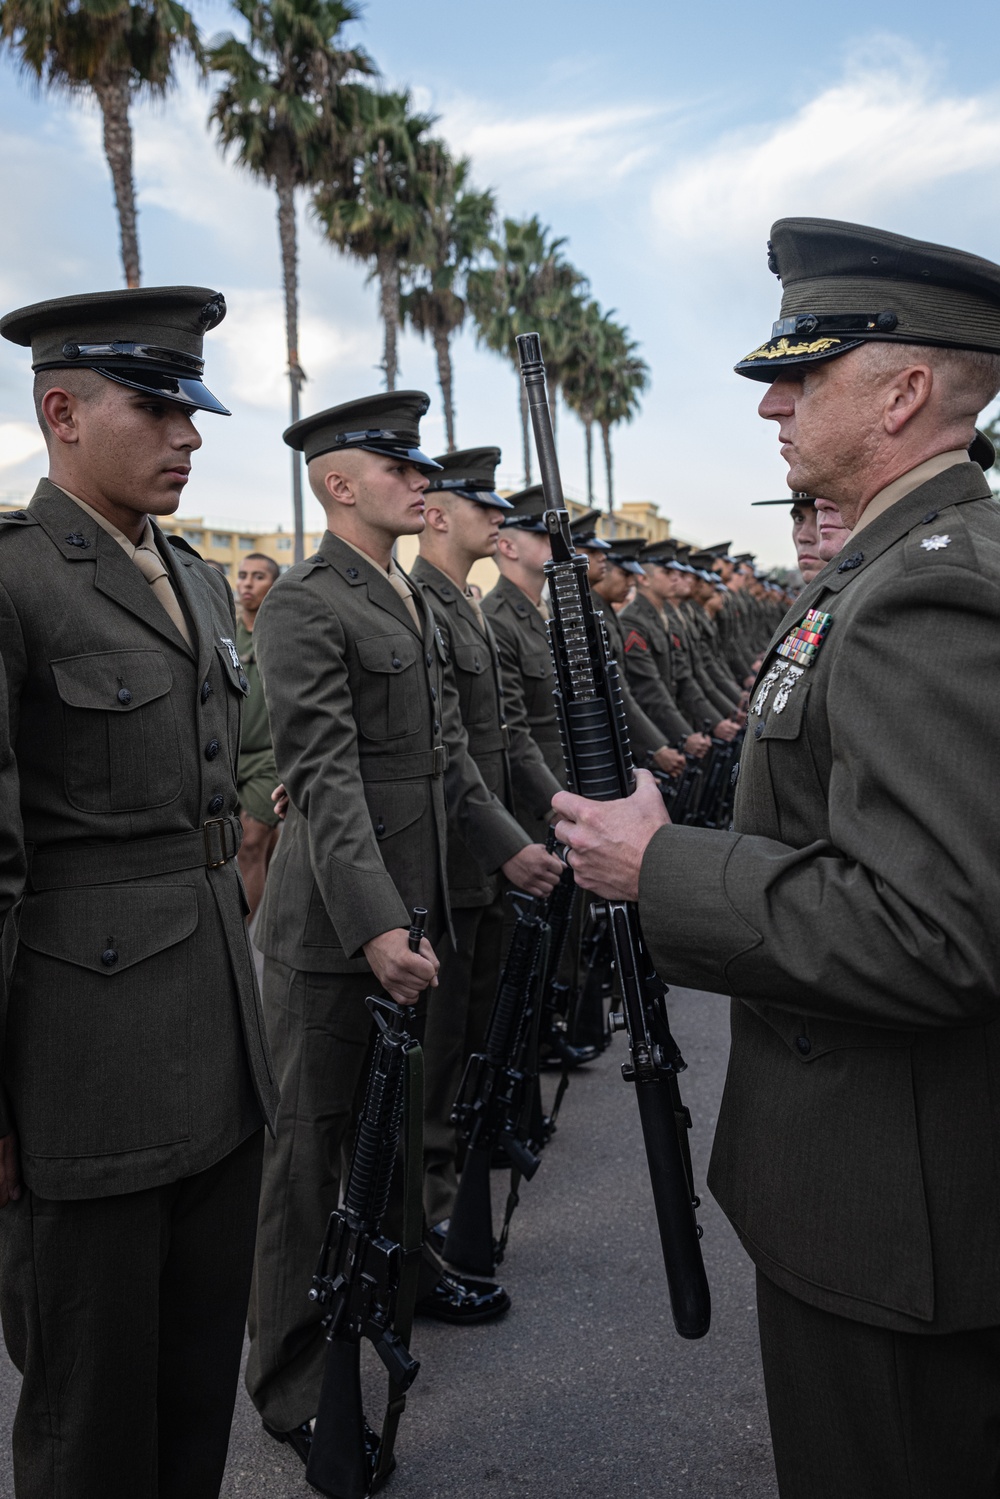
0, 499, 671, 587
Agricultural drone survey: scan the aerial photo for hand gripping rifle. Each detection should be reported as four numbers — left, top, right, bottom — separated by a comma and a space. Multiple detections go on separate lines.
443, 891, 548, 1277
516, 332, 711, 1340
306, 909, 427, 1499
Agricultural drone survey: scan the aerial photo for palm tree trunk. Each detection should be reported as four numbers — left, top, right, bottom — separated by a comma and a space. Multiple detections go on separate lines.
378, 248, 400, 391
276, 178, 305, 563
601, 420, 614, 515
520, 380, 532, 486
583, 416, 594, 504
433, 327, 456, 450
93, 73, 140, 289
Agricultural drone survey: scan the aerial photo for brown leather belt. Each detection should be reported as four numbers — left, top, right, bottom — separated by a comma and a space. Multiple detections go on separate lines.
26, 815, 243, 891
358, 745, 449, 781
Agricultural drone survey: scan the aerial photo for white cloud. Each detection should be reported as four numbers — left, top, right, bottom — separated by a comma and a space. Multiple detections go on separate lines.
653, 50, 1000, 253
0, 422, 45, 471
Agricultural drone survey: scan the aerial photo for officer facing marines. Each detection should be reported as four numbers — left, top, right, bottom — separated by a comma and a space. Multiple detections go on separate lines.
553, 217, 1000, 1499
0, 287, 277, 1499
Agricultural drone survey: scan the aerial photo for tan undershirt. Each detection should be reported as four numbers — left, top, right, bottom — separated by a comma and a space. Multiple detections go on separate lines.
58, 486, 193, 647
339, 535, 423, 633
848, 449, 969, 541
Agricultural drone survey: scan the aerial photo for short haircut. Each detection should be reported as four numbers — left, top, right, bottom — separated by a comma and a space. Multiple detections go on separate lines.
241, 552, 279, 580
32, 368, 108, 439
859, 342, 1000, 421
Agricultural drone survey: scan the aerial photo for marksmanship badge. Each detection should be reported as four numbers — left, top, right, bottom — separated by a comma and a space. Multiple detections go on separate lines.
775, 608, 833, 668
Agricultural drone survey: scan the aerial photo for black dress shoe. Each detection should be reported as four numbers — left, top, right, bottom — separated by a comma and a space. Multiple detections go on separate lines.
414, 1270, 511, 1324
540, 1040, 599, 1069
263, 1419, 312, 1465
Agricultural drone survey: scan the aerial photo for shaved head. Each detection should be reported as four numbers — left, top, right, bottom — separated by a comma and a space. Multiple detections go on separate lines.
33, 368, 109, 443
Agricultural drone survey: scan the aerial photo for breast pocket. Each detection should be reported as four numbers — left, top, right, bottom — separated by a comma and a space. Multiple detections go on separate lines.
50, 650, 181, 813
452, 641, 494, 726
355, 633, 423, 741
214, 640, 251, 779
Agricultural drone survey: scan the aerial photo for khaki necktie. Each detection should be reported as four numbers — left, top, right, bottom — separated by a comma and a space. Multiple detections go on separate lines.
464, 587, 486, 633
388, 565, 423, 634
133, 537, 193, 648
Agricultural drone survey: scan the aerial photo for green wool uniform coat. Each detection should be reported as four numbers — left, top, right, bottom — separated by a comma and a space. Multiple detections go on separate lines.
639, 459, 1000, 1334
618, 591, 694, 744
482, 573, 565, 839
0, 482, 276, 1202
590, 590, 668, 763
253, 533, 527, 966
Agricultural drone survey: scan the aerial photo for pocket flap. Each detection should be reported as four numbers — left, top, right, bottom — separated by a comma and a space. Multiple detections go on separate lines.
51, 651, 173, 712
747, 1001, 914, 1060
356, 634, 419, 674
453, 642, 487, 675
521, 656, 549, 680
364, 780, 427, 841
18, 885, 198, 975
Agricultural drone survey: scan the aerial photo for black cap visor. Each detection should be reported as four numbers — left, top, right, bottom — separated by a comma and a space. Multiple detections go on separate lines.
609, 557, 645, 576
427, 480, 513, 510
94, 366, 231, 415
734, 334, 863, 383
501, 513, 548, 533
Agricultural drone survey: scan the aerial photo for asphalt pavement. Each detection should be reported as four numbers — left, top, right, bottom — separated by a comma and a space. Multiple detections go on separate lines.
0, 986, 778, 1498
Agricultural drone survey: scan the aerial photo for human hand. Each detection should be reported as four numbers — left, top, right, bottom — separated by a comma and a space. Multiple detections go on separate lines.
271, 783, 289, 821
684, 732, 711, 759
0, 1132, 22, 1208
502, 842, 563, 898
653, 745, 685, 777
363, 927, 439, 1005
552, 769, 668, 902
713, 719, 739, 742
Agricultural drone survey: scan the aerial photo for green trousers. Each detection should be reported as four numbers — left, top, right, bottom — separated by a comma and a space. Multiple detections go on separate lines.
422, 894, 506, 1228
0, 1130, 263, 1499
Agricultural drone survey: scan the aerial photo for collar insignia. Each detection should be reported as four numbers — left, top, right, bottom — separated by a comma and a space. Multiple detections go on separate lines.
920, 533, 951, 551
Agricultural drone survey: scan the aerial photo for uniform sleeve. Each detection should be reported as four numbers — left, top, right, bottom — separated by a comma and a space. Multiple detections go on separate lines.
0, 581, 28, 1137
639, 566, 1000, 1028
438, 641, 529, 869
488, 611, 562, 827
255, 578, 410, 958
620, 624, 692, 744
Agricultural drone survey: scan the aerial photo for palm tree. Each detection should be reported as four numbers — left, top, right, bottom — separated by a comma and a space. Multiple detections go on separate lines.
593, 324, 649, 514
561, 299, 618, 505
207, 0, 372, 562
400, 153, 495, 450
467, 215, 583, 484
0, 0, 201, 288
314, 88, 441, 392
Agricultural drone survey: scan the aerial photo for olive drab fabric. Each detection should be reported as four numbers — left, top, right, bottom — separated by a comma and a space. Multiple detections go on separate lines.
481, 573, 565, 837
0, 481, 277, 1200
410, 554, 560, 908
253, 532, 528, 971
589, 588, 668, 763
638, 458, 1000, 1332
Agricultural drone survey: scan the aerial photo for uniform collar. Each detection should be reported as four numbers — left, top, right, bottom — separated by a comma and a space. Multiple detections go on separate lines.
848, 449, 969, 541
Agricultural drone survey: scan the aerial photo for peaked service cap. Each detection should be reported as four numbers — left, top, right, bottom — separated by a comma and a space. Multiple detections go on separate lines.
425, 446, 511, 508
569, 510, 612, 551
0, 285, 230, 414
284, 390, 441, 472
605, 536, 647, 575
735, 217, 1000, 382
500, 484, 550, 533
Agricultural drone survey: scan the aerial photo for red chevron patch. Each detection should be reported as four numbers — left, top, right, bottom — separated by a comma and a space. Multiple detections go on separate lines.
623, 629, 648, 653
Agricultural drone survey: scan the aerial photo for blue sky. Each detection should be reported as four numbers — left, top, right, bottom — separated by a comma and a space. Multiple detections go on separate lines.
2, 0, 1000, 564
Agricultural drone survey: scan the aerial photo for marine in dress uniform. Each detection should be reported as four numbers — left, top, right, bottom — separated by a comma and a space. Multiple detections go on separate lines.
0, 288, 278, 1499
555, 218, 1000, 1499
246, 396, 549, 1458
411, 447, 562, 1233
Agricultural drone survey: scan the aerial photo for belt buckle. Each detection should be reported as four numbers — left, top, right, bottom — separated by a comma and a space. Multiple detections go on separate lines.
432, 744, 447, 777
204, 818, 231, 869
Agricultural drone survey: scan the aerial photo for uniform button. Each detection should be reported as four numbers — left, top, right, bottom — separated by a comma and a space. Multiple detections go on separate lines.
795, 1036, 811, 1056
208, 794, 225, 815
204, 739, 221, 760
375, 820, 385, 837
117, 688, 132, 705
101, 948, 119, 968
433, 720, 440, 732
429, 687, 437, 701
426, 652, 433, 666
392, 657, 402, 669
473, 657, 481, 670
201, 680, 213, 704
753, 721, 764, 739
239, 673, 249, 691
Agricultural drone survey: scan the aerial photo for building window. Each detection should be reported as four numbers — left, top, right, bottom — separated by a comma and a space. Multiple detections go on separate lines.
212, 533, 230, 548
277, 537, 291, 550
238, 536, 255, 550
183, 529, 203, 545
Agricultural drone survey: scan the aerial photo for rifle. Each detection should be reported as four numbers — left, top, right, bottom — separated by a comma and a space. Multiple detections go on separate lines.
443, 891, 547, 1277
306, 909, 427, 1499
516, 331, 711, 1341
